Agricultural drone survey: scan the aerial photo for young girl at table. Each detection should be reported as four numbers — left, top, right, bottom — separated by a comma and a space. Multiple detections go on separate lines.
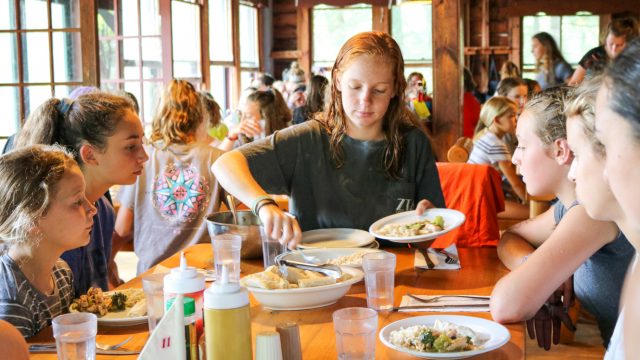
15, 92, 148, 294
490, 85, 634, 348
114, 79, 224, 273
591, 38, 640, 358
0, 145, 96, 338
212, 31, 445, 248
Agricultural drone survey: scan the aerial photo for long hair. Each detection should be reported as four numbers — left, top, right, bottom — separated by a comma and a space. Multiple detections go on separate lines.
474, 96, 517, 139
607, 16, 639, 42
321, 31, 428, 179
199, 91, 222, 129
151, 79, 203, 145
500, 61, 521, 79
0, 145, 77, 251
246, 89, 291, 136
306, 75, 329, 114
16, 92, 137, 164
533, 32, 568, 85
604, 37, 640, 141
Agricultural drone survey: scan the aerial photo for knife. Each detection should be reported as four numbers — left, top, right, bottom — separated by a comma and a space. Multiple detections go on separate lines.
393, 303, 490, 311
29, 345, 140, 355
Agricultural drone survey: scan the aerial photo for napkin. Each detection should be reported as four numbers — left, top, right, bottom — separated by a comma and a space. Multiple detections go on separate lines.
397, 294, 490, 312
139, 295, 186, 360
414, 244, 461, 270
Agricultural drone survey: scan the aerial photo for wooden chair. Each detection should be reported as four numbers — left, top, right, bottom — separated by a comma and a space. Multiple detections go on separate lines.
447, 136, 473, 163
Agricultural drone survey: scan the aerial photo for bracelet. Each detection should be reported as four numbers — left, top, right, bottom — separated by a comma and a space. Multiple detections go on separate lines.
251, 195, 275, 215
226, 133, 238, 141
254, 199, 278, 216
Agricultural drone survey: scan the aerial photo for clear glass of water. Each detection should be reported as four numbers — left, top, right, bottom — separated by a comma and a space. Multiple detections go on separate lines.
333, 307, 378, 360
362, 251, 396, 311
260, 229, 285, 268
142, 272, 166, 333
213, 234, 243, 282
52, 312, 97, 360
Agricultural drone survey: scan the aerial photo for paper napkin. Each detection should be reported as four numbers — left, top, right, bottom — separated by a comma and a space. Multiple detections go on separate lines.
397, 294, 490, 312
139, 295, 186, 360
414, 244, 461, 270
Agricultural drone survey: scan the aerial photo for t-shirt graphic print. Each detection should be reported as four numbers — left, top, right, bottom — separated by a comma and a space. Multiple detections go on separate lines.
153, 162, 210, 223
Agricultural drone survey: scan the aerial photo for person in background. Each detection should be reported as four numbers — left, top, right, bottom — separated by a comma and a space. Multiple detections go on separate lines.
0, 145, 96, 337
524, 78, 542, 99
569, 16, 639, 85
114, 80, 224, 273
288, 84, 307, 111
405, 72, 432, 123
531, 32, 573, 89
293, 75, 329, 125
235, 89, 291, 144
490, 86, 633, 349
462, 68, 482, 138
592, 38, 640, 359
496, 77, 529, 154
15, 92, 148, 296
199, 91, 229, 147
212, 31, 444, 249
500, 61, 521, 79
256, 73, 275, 91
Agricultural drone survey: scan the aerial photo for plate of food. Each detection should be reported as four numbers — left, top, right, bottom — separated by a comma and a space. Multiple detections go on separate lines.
240, 265, 363, 310
69, 287, 148, 326
369, 209, 465, 243
298, 228, 375, 249
276, 248, 382, 268
379, 315, 510, 359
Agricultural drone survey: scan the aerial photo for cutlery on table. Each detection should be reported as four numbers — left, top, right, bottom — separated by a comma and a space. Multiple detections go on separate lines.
30, 335, 136, 354
417, 248, 435, 269
437, 249, 459, 264
392, 303, 490, 311
407, 294, 489, 303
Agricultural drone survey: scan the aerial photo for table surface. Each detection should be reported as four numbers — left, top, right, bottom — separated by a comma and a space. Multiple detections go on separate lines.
29, 244, 525, 359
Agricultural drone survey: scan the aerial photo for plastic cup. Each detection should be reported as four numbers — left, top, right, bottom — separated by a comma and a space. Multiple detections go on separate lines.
142, 272, 166, 333
255, 331, 283, 360
212, 234, 242, 282
362, 252, 396, 311
52, 312, 97, 360
332, 307, 378, 360
261, 232, 286, 269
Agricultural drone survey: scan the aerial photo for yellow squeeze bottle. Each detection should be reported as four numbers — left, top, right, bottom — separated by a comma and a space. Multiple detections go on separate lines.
204, 265, 252, 360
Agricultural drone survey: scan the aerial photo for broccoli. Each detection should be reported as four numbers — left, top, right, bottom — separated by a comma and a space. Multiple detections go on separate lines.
432, 216, 445, 228
419, 330, 436, 348
110, 292, 127, 311
433, 334, 452, 352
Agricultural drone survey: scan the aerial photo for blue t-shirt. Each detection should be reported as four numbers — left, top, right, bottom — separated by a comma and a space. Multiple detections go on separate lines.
553, 201, 634, 347
61, 196, 114, 296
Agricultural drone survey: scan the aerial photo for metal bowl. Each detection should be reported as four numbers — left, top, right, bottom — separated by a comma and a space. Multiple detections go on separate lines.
205, 211, 265, 259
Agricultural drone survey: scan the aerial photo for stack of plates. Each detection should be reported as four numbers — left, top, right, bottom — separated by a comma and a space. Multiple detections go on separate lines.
298, 228, 379, 249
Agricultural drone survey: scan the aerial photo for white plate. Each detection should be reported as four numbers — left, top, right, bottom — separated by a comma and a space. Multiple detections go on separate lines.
276, 248, 382, 268
98, 312, 148, 327
369, 209, 466, 243
379, 315, 510, 359
246, 266, 363, 310
299, 228, 375, 249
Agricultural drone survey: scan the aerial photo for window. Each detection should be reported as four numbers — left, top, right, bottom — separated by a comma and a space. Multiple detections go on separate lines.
522, 14, 600, 79
312, 4, 372, 69
172, 0, 202, 83
239, 3, 260, 91
391, 3, 433, 94
0, 0, 82, 140
209, 0, 233, 109
98, 0, 164, 128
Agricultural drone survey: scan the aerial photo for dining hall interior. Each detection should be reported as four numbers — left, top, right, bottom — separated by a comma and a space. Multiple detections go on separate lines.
1, 0, 640, 359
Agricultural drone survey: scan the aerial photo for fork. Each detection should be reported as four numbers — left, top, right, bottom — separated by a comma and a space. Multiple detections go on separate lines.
97, 336, 133, 351
408, 294, 489, 303
438, 249, 458, 264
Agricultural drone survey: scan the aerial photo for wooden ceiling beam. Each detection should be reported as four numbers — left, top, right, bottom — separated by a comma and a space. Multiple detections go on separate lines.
503, 0, 640, 16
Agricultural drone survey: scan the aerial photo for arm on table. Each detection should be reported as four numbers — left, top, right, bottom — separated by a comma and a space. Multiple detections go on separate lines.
497, 207, 556, 270
211, 150, 301, 248
491, 205, 619, 323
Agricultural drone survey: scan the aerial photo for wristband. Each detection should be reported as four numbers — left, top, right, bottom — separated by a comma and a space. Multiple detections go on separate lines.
254, 199, 278, 216
226, 133, 238, 141
251, 195, 275, 215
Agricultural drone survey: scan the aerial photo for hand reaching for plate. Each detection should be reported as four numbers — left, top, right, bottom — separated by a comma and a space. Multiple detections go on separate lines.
416, 199, 436, 216
258, 204, 302, 250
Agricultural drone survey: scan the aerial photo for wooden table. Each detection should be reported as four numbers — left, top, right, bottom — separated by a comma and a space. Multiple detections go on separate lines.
30, 244, 524, 359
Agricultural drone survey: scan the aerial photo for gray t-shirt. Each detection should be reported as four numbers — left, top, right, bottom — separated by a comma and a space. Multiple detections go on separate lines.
238, 120, 445, 246
118, 141, 224, 273
0, 254, 74, 338
553, 201, 634, 347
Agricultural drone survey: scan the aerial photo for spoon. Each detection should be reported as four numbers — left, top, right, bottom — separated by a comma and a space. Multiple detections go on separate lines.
227, 194, 238, 225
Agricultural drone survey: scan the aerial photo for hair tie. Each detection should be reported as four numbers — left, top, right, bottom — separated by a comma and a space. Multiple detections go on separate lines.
56, 98, 74, 117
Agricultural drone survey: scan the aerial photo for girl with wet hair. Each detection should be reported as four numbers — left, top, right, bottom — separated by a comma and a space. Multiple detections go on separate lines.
15, 92, 148, 294
531, 32, 573, 89
212, 31, 444, 249
0, 145, 96, 337
114, 79, 224, 273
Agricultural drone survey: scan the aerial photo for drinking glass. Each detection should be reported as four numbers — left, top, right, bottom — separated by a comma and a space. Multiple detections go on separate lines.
362, 252, 396, 311
52, 312, 97, 360
332, 307, 378, 360
142, 272, 166, 333
261, 228, 285, 269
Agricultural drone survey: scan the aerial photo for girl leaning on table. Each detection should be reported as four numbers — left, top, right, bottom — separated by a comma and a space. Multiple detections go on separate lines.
0, 145, 97, 338
489, 85, 634, 349
212, 31, 445, 248
14, 92, 149, 294
590, 38, 640, 359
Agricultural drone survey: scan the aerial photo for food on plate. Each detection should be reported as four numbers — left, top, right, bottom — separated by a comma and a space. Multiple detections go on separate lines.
377, 216, 445, 237
69, 287, 146, 317
388, 320, 486, 353
325, 250, 377, 266
240, 265, 352, 290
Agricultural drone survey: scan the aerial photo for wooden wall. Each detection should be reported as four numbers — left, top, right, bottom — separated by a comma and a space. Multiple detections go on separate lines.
271, 0, 301, 80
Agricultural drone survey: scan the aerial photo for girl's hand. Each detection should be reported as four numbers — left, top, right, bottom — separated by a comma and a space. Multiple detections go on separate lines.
416, 199, 436, 216
258, 204, 302, 250
230, 118, 262, 139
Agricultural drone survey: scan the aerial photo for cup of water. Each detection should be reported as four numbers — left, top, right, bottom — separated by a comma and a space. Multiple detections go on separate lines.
212, 234, 242, 282
362, 251, 396, 311
332, 307, 378, 360
261, 228, 286, 269
52, 312, 97, 360
142, 272, 166, 333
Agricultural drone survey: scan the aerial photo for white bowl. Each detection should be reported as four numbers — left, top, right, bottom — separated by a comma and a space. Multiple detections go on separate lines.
246, 266, 364, 310
276, 248, 382, 268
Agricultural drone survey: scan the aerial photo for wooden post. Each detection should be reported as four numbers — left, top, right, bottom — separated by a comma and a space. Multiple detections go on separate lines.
79, 0, 99, 87
432, 0, 463, 161
297, 6, 311, 78
372, 6, 390, 33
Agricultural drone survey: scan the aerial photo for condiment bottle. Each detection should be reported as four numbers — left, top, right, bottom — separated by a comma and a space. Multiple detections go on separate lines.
167, 296, 198, 360
204, 265, 252, 360
164, 252, 205, 338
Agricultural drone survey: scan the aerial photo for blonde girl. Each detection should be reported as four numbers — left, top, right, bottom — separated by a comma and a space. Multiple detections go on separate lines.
114, 79, 224, 273
468, 96, 527, 204
212, 31, 444, 248
0, 145, 96, 337
490, 87, 633, 348
15, 92, 148, 294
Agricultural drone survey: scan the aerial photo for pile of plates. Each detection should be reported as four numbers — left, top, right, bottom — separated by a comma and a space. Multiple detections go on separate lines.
298, 228, 379, 249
